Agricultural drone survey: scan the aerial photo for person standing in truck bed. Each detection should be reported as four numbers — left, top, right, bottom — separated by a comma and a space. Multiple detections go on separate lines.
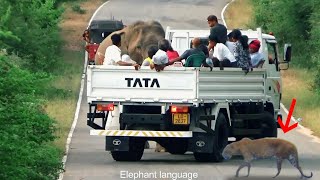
207, 15, 228, 44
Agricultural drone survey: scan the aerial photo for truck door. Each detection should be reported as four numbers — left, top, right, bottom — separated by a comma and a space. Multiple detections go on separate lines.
265, 39, 281, 116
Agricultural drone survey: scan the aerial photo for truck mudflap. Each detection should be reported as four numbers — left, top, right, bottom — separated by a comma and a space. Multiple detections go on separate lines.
90, 130, 192, 138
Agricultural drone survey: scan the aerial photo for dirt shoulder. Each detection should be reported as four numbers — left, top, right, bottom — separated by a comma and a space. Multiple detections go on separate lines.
49, 0, 104, 151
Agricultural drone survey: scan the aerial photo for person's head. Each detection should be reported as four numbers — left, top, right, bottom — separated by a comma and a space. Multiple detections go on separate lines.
111, 34, 121, 47
241, 35, 249, 50
230, 29, 242, 42
83, 30, 89, 36
208, 34, 219, 47
249, 39, 261, 53
227, 31, 234, 42
158, 39, 170, 51
207, 15, 218, 27
167, 43, 174, 51
192, 37, 201, 48
147, 46, 158, 58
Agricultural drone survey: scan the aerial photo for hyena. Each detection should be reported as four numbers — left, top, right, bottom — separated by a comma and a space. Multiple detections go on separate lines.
222, 138, 313, 179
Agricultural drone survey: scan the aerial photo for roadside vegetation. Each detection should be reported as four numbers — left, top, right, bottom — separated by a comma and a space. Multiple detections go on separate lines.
0, 0, 103, 178
225, 0, 320, 136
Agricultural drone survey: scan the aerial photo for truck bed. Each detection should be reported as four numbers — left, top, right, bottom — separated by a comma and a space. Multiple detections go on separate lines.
87, 66, 267, 104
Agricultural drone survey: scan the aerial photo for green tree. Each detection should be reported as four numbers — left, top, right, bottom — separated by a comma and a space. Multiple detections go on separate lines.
0, 55, 62, 179
0, 0, 63, 72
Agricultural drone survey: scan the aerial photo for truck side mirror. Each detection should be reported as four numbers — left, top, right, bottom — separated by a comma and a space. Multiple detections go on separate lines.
284, 44, 292, 62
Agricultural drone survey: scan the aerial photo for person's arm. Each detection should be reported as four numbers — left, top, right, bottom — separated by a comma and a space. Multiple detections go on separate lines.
116, 61, 135, 66
167, 50, 190, 65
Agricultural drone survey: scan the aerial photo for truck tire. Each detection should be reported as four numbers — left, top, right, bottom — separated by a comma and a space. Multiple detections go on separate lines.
255, 111, 278, 139
194, 113, 229, 162
111, 138, 144, 161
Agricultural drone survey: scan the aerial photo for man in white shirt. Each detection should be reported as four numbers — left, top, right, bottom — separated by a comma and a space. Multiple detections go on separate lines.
208, 35, 237, 68
103, 34, 140, 69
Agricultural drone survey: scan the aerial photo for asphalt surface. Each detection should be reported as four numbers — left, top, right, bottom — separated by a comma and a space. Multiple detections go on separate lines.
63, 0, 320, 179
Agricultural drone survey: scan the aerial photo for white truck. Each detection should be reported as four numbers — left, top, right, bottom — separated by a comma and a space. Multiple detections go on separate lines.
87, 27, 292, 162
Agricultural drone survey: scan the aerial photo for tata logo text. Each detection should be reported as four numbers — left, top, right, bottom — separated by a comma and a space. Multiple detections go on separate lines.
125, 78, 160, 88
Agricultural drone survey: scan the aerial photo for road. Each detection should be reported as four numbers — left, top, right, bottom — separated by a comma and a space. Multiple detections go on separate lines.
62, 0, 320, 179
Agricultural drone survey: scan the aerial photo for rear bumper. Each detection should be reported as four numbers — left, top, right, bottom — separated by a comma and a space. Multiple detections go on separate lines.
90, 130, 192, 138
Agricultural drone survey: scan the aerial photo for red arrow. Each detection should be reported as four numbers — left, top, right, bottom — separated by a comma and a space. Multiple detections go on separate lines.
278, 98, 298, 133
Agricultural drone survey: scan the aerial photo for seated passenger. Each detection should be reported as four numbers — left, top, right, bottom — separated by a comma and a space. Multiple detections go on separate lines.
169, 37, 203, 64
142, 46, 158, 66
226, 31, 236, 55
198, 44, 213, 67
152, 39, 170, 72
103, 34, 140, 70
249, 40, 265, 68
229, 29, 251, 70
166, 44, 180, 62
208, 35, 237, 68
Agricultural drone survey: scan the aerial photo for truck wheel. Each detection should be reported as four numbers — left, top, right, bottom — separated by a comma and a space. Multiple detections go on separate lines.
255, 111, 277, 139
194, 113, 229, 162
111, 138, 144, 161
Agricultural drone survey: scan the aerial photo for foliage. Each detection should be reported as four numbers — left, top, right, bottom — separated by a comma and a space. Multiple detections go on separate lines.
72, 3, 86, 14
0, 0, 63, 72
0, 55, 62, 179
251, 0, 320, 90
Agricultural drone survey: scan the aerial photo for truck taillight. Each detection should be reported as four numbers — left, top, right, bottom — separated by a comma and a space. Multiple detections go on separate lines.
97, 104, 114, 111
171, 106, 189, 113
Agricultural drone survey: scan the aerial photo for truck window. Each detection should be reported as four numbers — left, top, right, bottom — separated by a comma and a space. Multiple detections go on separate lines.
266, 41, 279, 71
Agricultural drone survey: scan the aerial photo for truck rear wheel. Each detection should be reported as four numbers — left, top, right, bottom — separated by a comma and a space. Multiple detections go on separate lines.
166, 139, 188, 155
254, 111, 277, 139
194, 113, 229, 162
111, 138, 144, 161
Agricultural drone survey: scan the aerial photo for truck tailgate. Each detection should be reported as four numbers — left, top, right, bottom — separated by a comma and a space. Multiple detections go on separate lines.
87, 66, 197, 103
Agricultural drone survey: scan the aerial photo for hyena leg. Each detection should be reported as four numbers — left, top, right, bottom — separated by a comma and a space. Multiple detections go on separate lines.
236, 162, 251, 177
273, 158, 283, 178
287, 155, 312, 179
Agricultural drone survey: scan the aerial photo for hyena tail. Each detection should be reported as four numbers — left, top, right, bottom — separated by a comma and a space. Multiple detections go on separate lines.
288, 154, 313, 179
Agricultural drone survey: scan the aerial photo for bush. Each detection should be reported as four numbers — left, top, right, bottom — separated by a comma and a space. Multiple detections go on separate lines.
72, 4, 86, 14
0, 0, 63, 72
0, 55, 62, 179
251, 0, 320, 91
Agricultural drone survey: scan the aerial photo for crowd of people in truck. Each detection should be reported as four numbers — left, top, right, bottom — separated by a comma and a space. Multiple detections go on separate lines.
84, 15, 266, 72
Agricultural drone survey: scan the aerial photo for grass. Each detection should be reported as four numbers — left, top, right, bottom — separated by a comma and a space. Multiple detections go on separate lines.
224, 0, 320, 137
46, 0, 104, 151
72, 3, 86, 14
224, 0, 253, 29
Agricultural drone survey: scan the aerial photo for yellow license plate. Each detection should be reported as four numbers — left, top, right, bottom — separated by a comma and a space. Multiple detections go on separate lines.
172, 113, 189, 125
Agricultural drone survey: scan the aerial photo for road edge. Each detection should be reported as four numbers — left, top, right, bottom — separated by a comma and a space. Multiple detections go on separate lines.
58, 1, 110, 180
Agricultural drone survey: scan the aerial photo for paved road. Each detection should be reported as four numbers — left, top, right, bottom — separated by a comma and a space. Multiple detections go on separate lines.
63, 0, 320, 179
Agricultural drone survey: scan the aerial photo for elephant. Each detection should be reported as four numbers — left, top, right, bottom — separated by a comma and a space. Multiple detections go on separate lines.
95, 20, 166, 65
